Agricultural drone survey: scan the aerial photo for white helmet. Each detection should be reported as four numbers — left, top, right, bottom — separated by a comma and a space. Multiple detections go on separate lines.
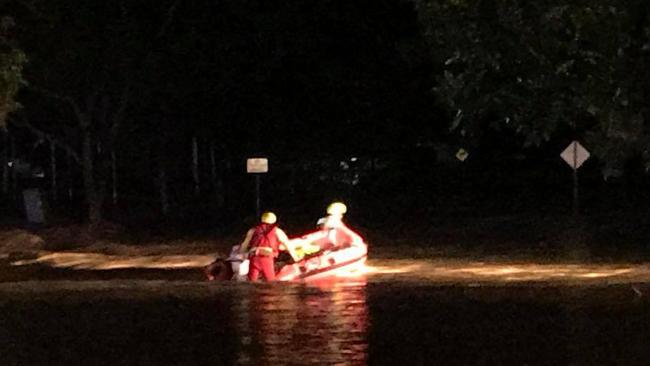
326, 202, 347, 216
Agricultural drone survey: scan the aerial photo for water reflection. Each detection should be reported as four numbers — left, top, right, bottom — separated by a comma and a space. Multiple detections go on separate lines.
4, 255, 650, 365
0, 273, 649, 365
232, 279, 368, 365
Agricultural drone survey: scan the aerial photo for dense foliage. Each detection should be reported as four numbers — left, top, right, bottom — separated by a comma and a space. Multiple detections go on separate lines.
416, 0, 650, 177
0, 13, 26, 127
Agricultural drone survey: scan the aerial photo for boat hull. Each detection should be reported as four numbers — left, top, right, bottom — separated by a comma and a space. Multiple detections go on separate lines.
275, 244, 367, 281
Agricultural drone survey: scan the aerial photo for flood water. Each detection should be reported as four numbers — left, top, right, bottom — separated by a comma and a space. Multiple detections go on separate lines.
1, 258, 650, 365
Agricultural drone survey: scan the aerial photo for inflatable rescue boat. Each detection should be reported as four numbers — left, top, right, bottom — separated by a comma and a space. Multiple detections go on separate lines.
205, 239, 367, 282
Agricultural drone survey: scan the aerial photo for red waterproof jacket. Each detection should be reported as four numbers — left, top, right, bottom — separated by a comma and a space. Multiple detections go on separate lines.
249, 223, 281, 257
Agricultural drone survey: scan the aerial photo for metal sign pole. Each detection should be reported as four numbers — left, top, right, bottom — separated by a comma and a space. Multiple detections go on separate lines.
247, 157, 268, 219
573, 142, 579, 217
560, 141, 589, 218
255, 174, 261, 218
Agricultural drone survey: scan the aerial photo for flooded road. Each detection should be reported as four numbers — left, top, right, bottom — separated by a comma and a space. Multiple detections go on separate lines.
2, 257, 650, 365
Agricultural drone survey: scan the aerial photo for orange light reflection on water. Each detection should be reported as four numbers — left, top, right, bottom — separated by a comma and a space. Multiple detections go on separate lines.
367, 259, 650, 284
232, 279, 369, 365
10, 252, 650, 285
11, 252, 215, 270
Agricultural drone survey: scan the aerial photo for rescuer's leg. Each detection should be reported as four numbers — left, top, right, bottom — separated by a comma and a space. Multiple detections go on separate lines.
248, 257, 261, 281
260, 256, 276, 281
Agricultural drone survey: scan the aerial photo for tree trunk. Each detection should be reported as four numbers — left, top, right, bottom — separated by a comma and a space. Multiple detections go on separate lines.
210, 142, 216, 191
223, 158, 232, 211
81, 130, 102, 226
192, 136, 200, 195
158, 164, 169, 216
50, 140, 57, 201
111, 150, 118, 205
210, 143, 224, 208
10, 136, 16, 193
2, 132, 8, 195
67, 151, 74, 200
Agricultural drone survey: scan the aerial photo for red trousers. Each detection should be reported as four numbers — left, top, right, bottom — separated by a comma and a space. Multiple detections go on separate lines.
248, 255, 275, 281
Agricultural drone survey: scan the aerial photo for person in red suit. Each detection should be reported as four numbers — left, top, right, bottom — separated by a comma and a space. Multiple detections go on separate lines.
240, 212, 293, 281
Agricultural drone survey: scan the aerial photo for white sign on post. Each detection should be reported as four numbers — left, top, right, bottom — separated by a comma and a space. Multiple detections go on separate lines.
247, 158, 268, 218
247, 158, 268, 173
560, 141, 590, 170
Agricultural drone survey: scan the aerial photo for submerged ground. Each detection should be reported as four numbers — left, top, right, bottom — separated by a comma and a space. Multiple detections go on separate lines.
1, 222, 650, 365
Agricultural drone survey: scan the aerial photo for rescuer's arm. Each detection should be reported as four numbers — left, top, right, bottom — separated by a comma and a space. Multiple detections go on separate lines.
239, 228, 255, 255
276, 228, 300, 261
291, 231, 327, 256
340, 224, 365, 248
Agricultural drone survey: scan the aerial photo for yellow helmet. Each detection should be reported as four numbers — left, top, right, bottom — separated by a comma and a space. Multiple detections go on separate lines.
326, 202, 347, 216
260, 212, 277, 224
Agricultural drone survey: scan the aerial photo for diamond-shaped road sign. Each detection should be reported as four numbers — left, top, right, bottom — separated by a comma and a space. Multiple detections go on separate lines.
561, 141, 590, 170
456, 148, 469, 162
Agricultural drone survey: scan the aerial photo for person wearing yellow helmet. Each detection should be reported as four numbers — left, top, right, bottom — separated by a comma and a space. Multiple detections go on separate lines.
260, 211, 277, 224
319, 201, 365, 250
286, 202, 350, 260
239, 211, 293, 281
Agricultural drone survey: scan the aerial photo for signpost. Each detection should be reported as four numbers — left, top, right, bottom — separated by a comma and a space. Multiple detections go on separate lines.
456, 148, 469, 162
247, 158, 268, 217
560, 141, 590, 217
